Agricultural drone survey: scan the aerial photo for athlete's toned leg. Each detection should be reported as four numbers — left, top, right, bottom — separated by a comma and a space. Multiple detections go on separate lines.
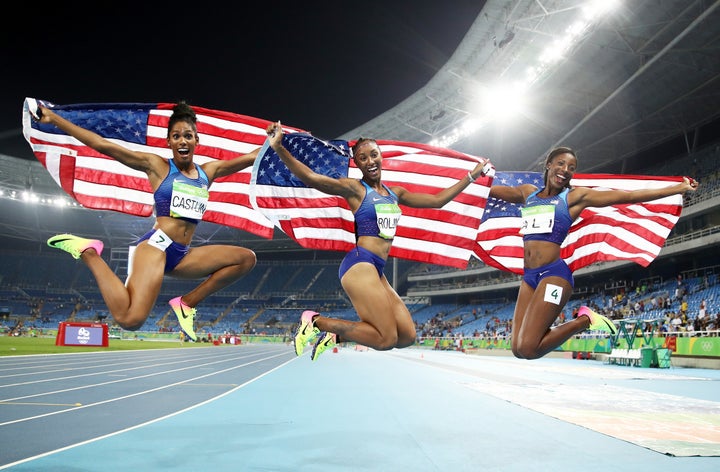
510, 282, 534, 358
513, 276, 588, 359
87, 242, 165, 330
169, 245, 256, 306
312, 262, 399, 350
380, 276, 416, 348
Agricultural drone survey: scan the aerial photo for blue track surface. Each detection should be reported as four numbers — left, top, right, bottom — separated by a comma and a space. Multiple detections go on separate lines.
1, 345, 718, 471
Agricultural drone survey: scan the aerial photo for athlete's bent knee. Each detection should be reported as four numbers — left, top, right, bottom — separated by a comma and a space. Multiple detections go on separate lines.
117, 320, 144, 332
373, 342, 395, 351
515, 345, 542, 360
113, 313, 146, 332
243, 249, 257, 267
395, 332, 416, 349
372, 333, 399, 351
233, 249, 257, 274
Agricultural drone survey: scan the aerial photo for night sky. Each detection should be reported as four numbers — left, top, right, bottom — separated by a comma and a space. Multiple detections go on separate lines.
1, 1, 486, 160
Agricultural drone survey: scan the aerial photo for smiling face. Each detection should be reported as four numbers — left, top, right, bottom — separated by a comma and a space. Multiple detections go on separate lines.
167, 120, 198, 165
544, 147, 577, 192
352, 138, 383, 183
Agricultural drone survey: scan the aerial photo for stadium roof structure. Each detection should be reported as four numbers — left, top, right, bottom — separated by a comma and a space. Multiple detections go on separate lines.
341, 0, 720, 173
1, 0, 719, 258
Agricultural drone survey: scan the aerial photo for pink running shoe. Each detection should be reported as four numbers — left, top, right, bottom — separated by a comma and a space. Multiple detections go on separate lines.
47, 233, 104, 259
578, 306, 617, 334
169, 296, 197, 342
293, 310, 320, 356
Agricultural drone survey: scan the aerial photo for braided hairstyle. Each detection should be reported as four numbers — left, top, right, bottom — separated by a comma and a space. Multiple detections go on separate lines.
351, 137, 380, 169
543, 146, 577, 189
351, 137, 378, 157
167, 101, 197, 137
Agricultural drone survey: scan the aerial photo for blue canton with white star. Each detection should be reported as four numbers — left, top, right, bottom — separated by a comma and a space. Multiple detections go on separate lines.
481, 171, 545, 222
33, 102, 155, 145
256, 133, 351, 187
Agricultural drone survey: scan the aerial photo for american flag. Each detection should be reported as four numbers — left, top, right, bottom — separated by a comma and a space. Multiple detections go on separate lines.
21, 98, 294, 238
474, 171, 686, 274
250, 132, 492, 268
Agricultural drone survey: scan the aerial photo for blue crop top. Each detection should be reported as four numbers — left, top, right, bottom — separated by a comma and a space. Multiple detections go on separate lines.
521, 187, 573, 245
154, 159, 210, 224
354, 180, 402, 240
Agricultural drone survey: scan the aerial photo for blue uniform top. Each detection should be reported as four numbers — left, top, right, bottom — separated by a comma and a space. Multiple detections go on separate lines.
354, 180, 402, 240
154, 159, 210, 224
521, 187, 573, 245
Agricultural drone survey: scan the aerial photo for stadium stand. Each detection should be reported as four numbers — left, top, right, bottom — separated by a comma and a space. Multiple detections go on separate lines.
1, 134, 719, 360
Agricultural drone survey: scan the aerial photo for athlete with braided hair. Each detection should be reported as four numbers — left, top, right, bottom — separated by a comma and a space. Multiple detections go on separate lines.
36, 101, 259, 341
488, 147, 698, 359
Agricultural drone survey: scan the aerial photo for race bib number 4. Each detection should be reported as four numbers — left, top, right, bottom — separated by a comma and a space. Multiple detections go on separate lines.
544, 283, 563, 305
520, 205, 555, 235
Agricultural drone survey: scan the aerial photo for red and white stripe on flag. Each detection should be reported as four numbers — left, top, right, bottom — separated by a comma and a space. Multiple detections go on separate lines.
22, 99, 286, 239
250, 134, 492, 269
474, 172, 685, 274
371, 141, 491, 268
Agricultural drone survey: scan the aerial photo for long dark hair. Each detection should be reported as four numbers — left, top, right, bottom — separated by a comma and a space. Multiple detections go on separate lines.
167, 101, 197, 137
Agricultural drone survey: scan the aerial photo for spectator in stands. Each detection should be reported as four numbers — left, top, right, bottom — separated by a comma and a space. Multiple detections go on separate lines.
692, 316, 704, 335
487, 146, 698, 359
709, 313, 720, 335
699, 298, 707, 320
265, 121, 492, 360
33, 101, 259, 341
675, 275, 683, 300
670, 313, 683, 332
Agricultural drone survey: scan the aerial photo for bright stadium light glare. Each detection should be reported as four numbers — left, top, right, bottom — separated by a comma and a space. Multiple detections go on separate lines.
22, 191, 40, 203
0, 188, 81, 209
567, 20, 588, 38
524, 66, 542, 85
583, 0, 618, 19
461, 118, 481, 133
540, 36, 574, 64
481, 83, 527, 122
430, 0, 619, 148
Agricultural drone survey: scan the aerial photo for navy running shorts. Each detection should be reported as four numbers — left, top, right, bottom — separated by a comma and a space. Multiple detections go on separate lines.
134, 229, 190, 273
522, 258, 574, 290
338, 246, 386, 280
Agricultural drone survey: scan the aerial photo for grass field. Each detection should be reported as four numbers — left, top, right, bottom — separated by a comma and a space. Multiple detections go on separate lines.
0, 336, 219, 356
